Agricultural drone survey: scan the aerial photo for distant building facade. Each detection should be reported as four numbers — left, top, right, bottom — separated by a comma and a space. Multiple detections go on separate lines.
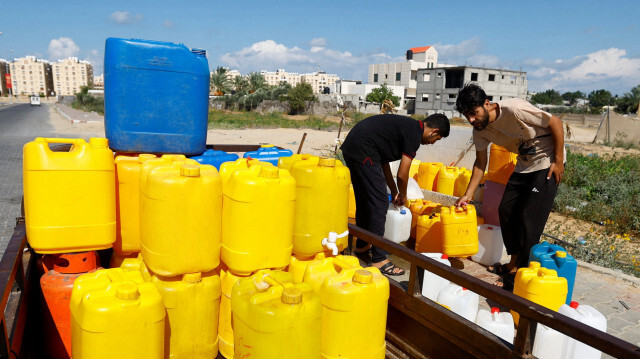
261, 69, 339, 94
9, 56, 54, 96
261, 69, 302, 87
0, 59, 9, 96
93, 74, 104, 89
414, 66, 528, 118
52, 57, 94, 96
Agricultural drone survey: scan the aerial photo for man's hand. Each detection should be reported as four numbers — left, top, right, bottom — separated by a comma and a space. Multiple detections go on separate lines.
454, 194, 473, 207
392, 192, 406, 207
547, 161, 564, 184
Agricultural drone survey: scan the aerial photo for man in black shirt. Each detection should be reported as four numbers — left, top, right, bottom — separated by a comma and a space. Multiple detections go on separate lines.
341, 113, 450, 275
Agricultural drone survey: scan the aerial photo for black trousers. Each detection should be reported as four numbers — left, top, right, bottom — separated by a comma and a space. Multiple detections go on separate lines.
343, 155, 389, 263
498, 167, 559, 269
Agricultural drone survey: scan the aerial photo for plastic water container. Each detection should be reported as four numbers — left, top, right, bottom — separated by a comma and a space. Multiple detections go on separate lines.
420, 253, 451, 302
472, 225, 504, 266
512, 262, 567, 325
23, 137, 115, 254
475, 307, 515, 344
415, 213, 443, 253
487, 144, 517, 185
440, 205, 479, 257
277, 153, 317, 171
348, 184, 356, 219
110, 252, 139, 269
384, 204, 411, 243
532, 322, 566, 359
409, 158, 421, 179
231, 272, 321, 359
560, 301, 607, 359
408, 199, 441, 239
104, 38, 210, 155
289, 157, 351, 257
290, 253, 361, 293
40, 252, 100, 358
140, 162, 222, 276
152, 271, 221, 358
243, 144, 293, 165
218, 267, 248, 359
529, 240, 566, 263
534, 248, 577, 305
70, 268, 165, 359
190, 149, 239, 170
481, 180, 506, 226
221, 164, 296, 275
115, 154, 157, 255
416, 162, 443, 191
436, 166, 459, 196
436, 283, 480, 323
321, 267, 389, 359
454, 168, 472, 197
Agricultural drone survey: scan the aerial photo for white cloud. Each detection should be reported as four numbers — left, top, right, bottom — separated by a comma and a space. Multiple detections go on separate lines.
435, 37, 483, 60
109, 11, 142, 25
48, 37, 80, 60
163, 20, 173, 28
309, 38, 327, 47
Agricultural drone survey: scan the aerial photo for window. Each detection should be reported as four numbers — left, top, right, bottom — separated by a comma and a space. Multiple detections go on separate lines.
385, 74, 388, 79
422, 94, 429, 101
436, 93, 441, 100
488, 74, 496, 81
423, 73, 431, 81
396, 72, 401, 81
437, 72, 442, 77
471, 73, 478, 81
373, 74, 378, 82
449, 94, 456, 99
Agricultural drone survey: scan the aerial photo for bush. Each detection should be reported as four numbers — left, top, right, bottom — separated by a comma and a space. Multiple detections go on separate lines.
72, 86, 104, 115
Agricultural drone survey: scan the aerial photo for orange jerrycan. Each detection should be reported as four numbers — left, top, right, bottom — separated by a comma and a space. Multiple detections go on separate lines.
152, 271, 221, 358
454, 167, 472, 197
408, 199, 441, 239
436, 166, 459, 196
415, 213, 443, 253
23, 137, 115, 254
487, 143, 517, 185
70, 268, 165, 359
321, 267, 389, 359
221, 164, 296, 275
512, 262, 567, 325
277, 153, 318, 171
114, 153, 157, 255
289, 157, 351, 258
440, 205, 478, 257
140, 162, 222, 276
231, 271, 320, 359
40, 252, 100, 359
416, 162, 443, 191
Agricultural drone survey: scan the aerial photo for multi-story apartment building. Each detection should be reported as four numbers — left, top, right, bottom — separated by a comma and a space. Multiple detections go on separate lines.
414, 66, 528, 118
261, 69, 302, 87
52, 57, 93, 96
0, 59, 9, 96
93, 74, 104, 89
9, 56, 54, 96
301, 71, 339, 94
369, 46, 439, 100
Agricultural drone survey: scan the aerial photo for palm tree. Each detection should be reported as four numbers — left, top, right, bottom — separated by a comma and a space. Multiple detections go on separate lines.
210, 66, 231, 95
232, 75, 249, 94
247, 72, 267, 94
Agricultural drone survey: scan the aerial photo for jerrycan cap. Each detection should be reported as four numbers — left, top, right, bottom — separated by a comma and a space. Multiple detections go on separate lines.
569, 301, 579, 309
138, 154, 156, 163
491, 307, 500, 314
184, 273, 202, 283
180, 164, 200, 177
281, 287, 302, 304
318, 157, 336, 167
89, 137, 109, 148
353, 269, 373, 284
555, 251, 567, 258
259, 166, 279, 178
116, 282, 140, 301
400, 209, 407, 215
441, 254, 449, 259
529, 261, 541, 269
260, 144, 275, 148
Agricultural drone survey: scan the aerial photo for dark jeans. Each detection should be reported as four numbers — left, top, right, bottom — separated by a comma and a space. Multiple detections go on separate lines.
343, 155, 389, 263
498, 167, 559, 269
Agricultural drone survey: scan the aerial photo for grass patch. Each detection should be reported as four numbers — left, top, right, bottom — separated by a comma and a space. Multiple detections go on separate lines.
208, 110, 372, 131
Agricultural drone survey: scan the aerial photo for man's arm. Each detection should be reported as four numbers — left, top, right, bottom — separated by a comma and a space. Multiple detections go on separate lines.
381, 162, 396, 202
454, 149, 488, 207
393, 155, 413, 206
547, 115, 565, 184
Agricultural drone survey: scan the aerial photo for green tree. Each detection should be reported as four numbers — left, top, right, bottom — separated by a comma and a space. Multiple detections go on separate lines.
232, 75, 249, 94
247, 72, 267, 93
615, 85, 640, 114
530, 89, 563, 105
561, 91, 586, 106
284, 82, 316, 115
365, 83, 400, 107
588, 89, 612, 109
210, 67, 232, 95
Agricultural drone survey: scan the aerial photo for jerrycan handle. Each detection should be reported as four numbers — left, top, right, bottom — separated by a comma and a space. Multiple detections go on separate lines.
35, 137, 87, 153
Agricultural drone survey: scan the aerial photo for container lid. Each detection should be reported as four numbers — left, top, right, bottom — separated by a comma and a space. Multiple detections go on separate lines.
555, 251, 567, 258
116, 282, 140, 301
180, 164, 200, 177
184, 273, 202, 283
441, 254, 449, 259
260, 144, 275, 148
569, 301, 579, 309
400, 209, 407, 215
138, 154, 156, 163
89, 137, 109, 148
491, 307, 500, 314
281, 287, 302, 304
529, 261, 541, 269
353, 270, 373, 284
318, 157, 336, 167
259, 166, 279, 178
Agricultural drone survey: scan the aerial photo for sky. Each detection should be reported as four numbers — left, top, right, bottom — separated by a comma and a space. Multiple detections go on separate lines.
2, 0, 639, 95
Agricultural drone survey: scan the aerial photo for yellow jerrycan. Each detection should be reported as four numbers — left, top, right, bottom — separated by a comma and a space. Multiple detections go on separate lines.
415, 213, 443, 253
407, 199, 441, 239
321, 267, 389, 359
231, 271, 321, 359
277, 153, 318, 171
454, 167, 472, 197
416, 162, 443, 191
70, 268, 165, 359
289, 253, 361, 293
512, 262, 567, 325
114, 153, 157, 255
408, 158, 421, 179
110, 252, 139, 269
23, 137, 115, 254
218, 157, 274, 183
152, 271, 221, 358
440, 205, 479, 257
487, 143, 517, 185
221, 164, 296, 275
289, 157, 351, 258
348, 184, 356, 219
436, 166, 459, 196
140, 161, 222, 276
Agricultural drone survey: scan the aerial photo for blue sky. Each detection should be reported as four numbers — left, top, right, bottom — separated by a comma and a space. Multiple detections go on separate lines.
2, 0, 639, 95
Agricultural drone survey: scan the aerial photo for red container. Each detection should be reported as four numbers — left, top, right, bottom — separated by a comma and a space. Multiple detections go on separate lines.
40, 251, 100, 358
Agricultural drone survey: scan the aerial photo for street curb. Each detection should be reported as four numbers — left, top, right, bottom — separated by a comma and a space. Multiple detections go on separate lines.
576, 259, 640, 286
51, 103, 102, 124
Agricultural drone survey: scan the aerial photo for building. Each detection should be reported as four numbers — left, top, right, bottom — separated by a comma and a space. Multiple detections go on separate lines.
93, 74, 104, 89
300, 71, 339, 94
261, 69, 302, 87
369, 46, 439, 102
9, 56, 54, 96
0, 59, 9, 96
52, 57, 93, 96
414, 66, 528, 118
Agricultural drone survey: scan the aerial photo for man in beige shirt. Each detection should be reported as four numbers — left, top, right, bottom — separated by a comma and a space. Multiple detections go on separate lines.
454, 84, 565, 289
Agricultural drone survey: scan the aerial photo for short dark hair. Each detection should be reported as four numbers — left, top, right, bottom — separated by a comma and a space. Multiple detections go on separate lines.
423, 113, 450, 138
455, 83, 487, 115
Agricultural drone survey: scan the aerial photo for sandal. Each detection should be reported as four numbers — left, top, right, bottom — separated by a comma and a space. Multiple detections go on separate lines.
378, 261, 405, 276
353, 247, 372, 266
487, 263, 511, 276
